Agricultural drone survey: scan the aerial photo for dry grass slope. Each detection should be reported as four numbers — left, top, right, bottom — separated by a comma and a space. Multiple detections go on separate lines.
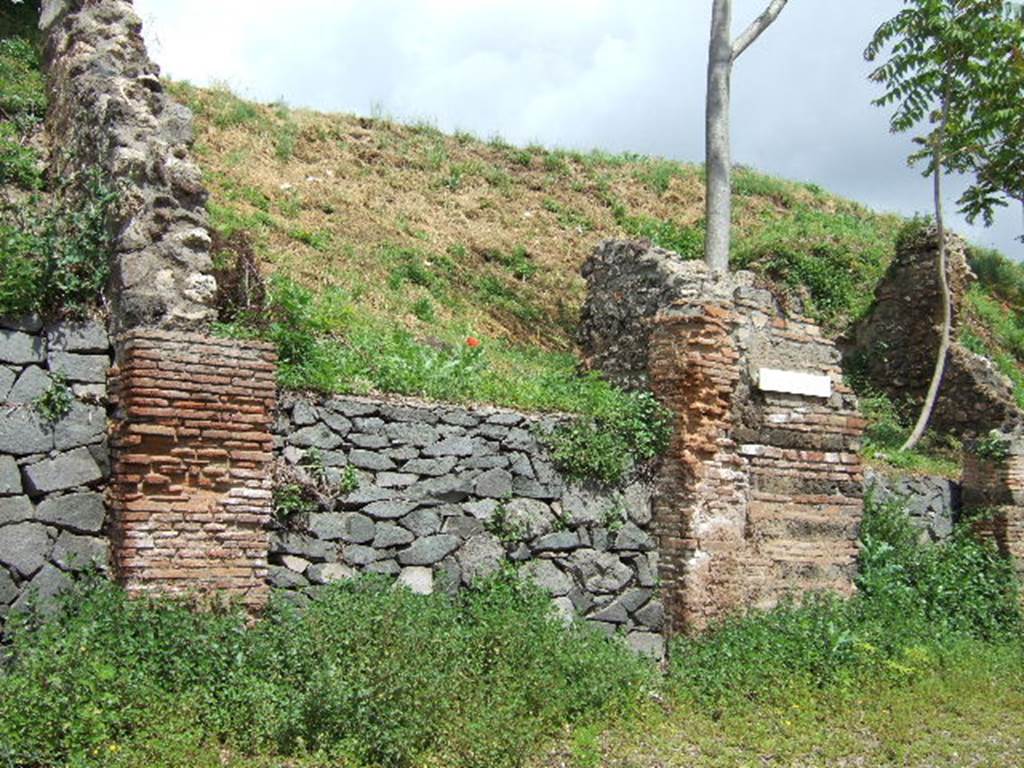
173, 83, 904, 351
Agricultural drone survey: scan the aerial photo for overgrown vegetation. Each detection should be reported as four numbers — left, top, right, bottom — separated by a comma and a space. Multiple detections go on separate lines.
1, 497, 1019, 768
0, 4, 114, 320
961, 246, 1024, 408
215, 266, 669, 484
0, 573, 653, 768
857, 390, 962, 476
670, 497, 1021, 705
541, 391, 672, 485
0, 168, 117, 318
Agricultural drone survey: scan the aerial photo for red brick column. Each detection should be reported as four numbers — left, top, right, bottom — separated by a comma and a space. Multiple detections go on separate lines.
963, 448, 1024, 587
648, 301, 746, 635
649, 298, 864, 634
108, 330, 277, 608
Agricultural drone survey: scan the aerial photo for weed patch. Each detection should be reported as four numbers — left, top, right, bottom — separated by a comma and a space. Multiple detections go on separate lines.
0, 574, 653, 768
669, 496, 1022, 705
732, 205, 900, 331
0, 169, 116, 318
856, 390, 962, 476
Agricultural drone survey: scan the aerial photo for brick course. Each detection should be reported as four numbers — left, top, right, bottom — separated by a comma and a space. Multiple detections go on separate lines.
963, 448, 1024, 587
108, 330, 276, 607
582, 241, 864, 634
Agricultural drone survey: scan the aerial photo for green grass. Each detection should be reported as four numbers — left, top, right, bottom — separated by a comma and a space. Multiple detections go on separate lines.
606, 195, 705, 259
547, 495, 1024, 766
632, 158, 692, 195
0, 573, 654, 768
215, 273, 670, 484
857, 391, 963, 476
3, 495, 1019, 768
959, 246, 1024, 408
554, 650, 1024, 767
732, 204, 901, 332
0, 34, 45, 126
732, 165, 799, 208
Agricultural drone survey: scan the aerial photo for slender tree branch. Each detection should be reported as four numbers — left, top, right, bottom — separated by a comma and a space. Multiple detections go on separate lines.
902, 89, 952, 452
731, 0, 789, 61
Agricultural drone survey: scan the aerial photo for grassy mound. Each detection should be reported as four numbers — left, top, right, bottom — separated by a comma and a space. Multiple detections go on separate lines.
174, 82, 904, 351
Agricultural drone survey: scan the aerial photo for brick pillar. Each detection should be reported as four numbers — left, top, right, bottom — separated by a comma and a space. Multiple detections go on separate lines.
108, 330, 277, 608
963, 444, 1024, 587
648, 302, 746, 635
648, 294, 864, 634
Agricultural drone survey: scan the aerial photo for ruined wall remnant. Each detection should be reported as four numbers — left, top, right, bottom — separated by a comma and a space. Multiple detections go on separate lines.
865, 468, 960, 543
109, 331, 277, 607
1, 316, 113, 625
845, 227, 1022, 437
577, 241, 750, 391
962, 439, 1024, 587
272, 394, 665, 657
23, 0, 282, 612
581, 241, 864, 633
40, 0, 218, 331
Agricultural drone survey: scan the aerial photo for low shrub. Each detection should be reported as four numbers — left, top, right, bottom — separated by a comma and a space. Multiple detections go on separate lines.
0, 573, 654, 768
542, 389, 672, 486
668, 496, 1022, 705
0, 168, 116, 318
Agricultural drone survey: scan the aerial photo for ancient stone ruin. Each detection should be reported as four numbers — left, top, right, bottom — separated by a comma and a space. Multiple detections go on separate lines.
963, 437, 1024, 587
3, 0, 1024, 650
844, 226, 1023, 437
580, 242, 864, 633
42, 0, 218, 330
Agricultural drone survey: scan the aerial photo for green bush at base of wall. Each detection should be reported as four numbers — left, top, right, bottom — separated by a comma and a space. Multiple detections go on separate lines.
668, 497, 1022, 705
2, 497, 1019, 768
0, 572, 654, 768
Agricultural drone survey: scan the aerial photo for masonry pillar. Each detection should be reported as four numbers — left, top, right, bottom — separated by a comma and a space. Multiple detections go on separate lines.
109, 331, 277, 607
962, 437, 1024, 588
580, 241, 865, 634
40, 1, 279, 608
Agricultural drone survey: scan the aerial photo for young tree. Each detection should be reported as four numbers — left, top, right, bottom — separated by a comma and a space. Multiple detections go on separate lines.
957, 2, 1024, 239
866, 0, 1024, 451
704, 0, 789, 273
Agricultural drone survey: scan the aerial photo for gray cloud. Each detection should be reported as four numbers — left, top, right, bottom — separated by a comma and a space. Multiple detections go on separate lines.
134, 0, 1022, 258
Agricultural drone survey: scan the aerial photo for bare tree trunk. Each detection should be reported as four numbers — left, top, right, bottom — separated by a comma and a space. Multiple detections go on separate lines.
703, 0, 789, 274
902, 95, 952, 452
705, 0, 733, 273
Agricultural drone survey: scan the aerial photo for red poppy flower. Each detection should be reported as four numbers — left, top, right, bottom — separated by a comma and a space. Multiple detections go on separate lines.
466, 336, 481, 348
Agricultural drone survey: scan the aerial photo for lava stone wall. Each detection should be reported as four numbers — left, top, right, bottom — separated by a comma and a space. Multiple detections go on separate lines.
865, 468, 960, 542
108, 330, 277, 608
271, 394, 665, 657
1, 316, 112, 625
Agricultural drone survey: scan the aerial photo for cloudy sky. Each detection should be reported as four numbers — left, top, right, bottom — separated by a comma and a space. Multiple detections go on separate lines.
133, 0, 1022, 259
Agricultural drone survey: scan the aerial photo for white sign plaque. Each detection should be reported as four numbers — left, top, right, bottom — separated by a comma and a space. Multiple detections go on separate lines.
758, 368, 832, 398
